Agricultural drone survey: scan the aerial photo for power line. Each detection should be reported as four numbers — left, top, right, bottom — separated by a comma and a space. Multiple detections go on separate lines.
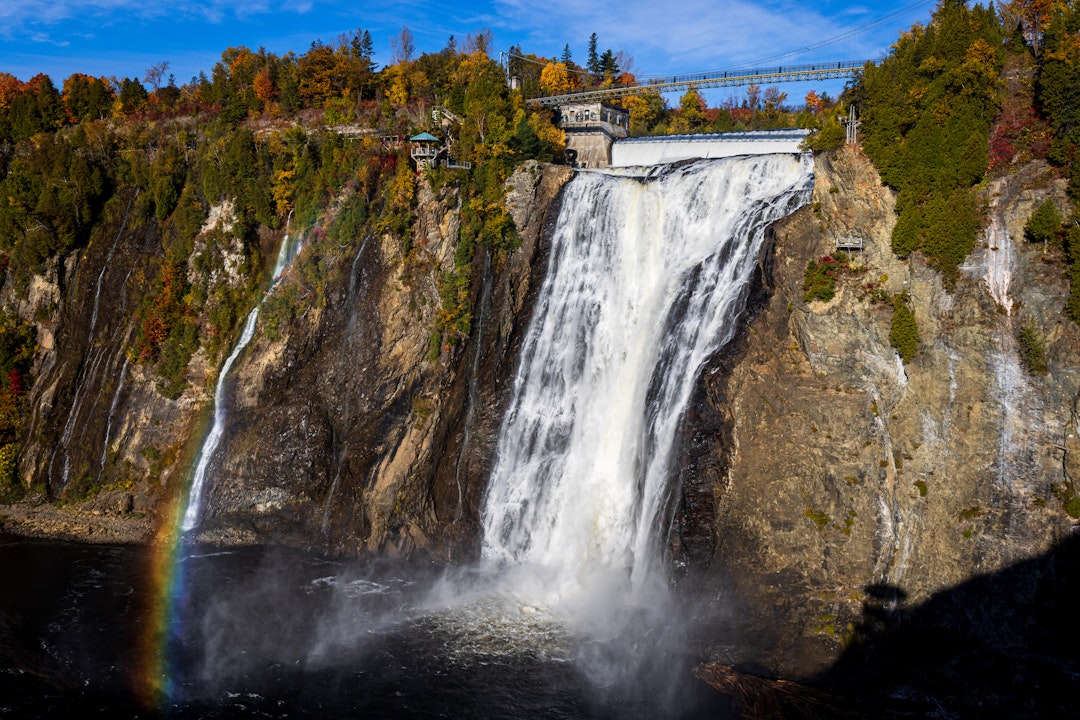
507, 0, 934, 81
732, 0, 936, 69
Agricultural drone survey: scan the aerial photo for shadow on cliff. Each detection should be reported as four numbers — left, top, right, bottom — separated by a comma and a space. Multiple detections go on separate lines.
812, 531, 1080, 718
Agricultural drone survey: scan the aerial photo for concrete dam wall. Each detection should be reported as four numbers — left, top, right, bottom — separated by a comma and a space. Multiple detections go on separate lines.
610, 128, 811, 167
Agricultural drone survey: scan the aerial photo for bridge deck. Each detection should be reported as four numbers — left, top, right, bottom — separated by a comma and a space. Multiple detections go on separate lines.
530, 61, 863, 106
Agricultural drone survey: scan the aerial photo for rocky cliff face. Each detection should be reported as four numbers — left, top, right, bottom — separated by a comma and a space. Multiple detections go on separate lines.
192, 160, 572, 558
2, 160, 572, 555
676, 144, 1080, 676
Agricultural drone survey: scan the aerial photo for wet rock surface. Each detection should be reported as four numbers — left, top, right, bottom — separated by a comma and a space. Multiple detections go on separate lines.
675, 144, 1080, 678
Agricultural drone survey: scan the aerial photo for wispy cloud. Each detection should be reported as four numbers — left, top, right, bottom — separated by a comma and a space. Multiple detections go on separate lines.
0, 0, 305, 39
491, 0, 911, 74
30, 32, 72, 47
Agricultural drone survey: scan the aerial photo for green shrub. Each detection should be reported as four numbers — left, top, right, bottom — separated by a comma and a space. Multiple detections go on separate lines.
805, 505, 831, 530
1017, 319, 1049, 375
889, 293, 919, 363
1025, 199, 1062, 243
1065, 496, 1080, 519
803, 254, 847, 303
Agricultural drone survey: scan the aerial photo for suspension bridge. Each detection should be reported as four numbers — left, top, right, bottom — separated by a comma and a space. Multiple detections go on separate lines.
522, 60, 866, 106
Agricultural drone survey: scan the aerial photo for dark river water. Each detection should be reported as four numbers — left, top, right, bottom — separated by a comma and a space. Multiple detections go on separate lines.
0, 534, 727, 718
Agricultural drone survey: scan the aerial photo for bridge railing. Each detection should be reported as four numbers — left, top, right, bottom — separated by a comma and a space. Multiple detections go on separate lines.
529, 61, 865, 106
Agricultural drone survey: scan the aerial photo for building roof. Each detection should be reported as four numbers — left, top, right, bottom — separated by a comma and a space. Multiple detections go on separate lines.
410, 132, 440, 142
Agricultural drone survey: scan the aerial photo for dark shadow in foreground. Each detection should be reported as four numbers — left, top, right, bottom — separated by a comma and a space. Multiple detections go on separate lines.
811, 532, 1080, 718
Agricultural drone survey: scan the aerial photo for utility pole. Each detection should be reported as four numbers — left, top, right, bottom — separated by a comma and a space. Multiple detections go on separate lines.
842, 104, 860, 145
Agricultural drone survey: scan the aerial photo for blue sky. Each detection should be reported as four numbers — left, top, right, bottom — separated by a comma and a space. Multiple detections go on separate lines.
0, 0, 937, 101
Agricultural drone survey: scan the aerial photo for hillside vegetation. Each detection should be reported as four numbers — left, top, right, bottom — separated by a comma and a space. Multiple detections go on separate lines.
1, 0, 1079, 505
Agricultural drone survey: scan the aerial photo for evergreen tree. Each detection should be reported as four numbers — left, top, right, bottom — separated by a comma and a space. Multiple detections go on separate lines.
859, 0, 1005, 283
561, 44, 573, 66
1025, 198, 1062, 243
599, 49, 619, 78
587, 33, 599, 74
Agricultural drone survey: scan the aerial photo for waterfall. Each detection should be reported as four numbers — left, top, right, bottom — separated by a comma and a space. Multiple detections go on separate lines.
51, 190, 137, 488
181, 229, 303, 532
481, 154, 813, 595
97, 356, 129, 479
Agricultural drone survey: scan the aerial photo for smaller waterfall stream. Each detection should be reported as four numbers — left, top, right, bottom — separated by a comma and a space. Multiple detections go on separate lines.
181, 230, 303, 532
51, 190, 138, 488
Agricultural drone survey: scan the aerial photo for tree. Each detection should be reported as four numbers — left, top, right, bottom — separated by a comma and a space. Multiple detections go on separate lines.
1002, 0, 1055, 56
144, 61, 169, 91
540, 62, 574, 94
298, 42, 339, 104
391, 26, 415, 64
1025, 198, 1062, 242
61, 74, 114, 122
804, 90, 827, 115
351, 29, 375, 69
763, 87, 789, 119
561, 44, 573, 65
620, 90, 665, 134
890, 293, 919, 363
745, 83, 761, 111
598, 49, 619, 84
858, 0, 1005, 281
678, 85, 706, 130
587, 33, 599, 74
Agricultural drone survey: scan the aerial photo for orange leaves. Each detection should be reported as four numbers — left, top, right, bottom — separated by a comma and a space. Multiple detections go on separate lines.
804, 91, 826, 115
254, 68, 277, 105
133, 261, 192, 361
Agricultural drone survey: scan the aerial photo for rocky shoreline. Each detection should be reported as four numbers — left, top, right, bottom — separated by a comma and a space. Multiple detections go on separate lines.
0, 493, 153, 545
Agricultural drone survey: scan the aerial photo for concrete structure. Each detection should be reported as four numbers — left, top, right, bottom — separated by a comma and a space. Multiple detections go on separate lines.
609, 129, 811, 167
560, 101, 630, 168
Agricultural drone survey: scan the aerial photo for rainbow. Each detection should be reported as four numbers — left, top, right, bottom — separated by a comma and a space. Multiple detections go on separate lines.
134, 479, 193, 708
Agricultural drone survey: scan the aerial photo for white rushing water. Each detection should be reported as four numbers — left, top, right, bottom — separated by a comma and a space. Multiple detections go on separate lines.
481, 153, 814, 601
181, 230, 303, 532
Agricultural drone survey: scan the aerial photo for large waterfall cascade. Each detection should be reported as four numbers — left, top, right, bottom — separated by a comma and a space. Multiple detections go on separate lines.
181, 230, 303, 532
481, 154, 814, 604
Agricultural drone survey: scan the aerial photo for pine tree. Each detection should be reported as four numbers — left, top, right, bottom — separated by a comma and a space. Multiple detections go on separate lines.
561, 44, 573, 66
599, 49, 619, 77
1025, 199, 1062, 243
587, 33, 599, 74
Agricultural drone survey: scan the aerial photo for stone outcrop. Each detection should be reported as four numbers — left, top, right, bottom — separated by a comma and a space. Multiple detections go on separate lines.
674, 144, 1080, 676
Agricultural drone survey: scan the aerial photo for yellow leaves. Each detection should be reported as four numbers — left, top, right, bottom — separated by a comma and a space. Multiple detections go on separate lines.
963, 38, 999, 67
620, 92, 661, 130
1044, 34, 1080, 65
254, 68, 276, 105
455, 51, 492, 85
918, 56, 947, 77
952, 38, 1002, 96
389, 160, 415, 213
539, 62, 574, 94
271, 168, 296, 216
0, 443, 18, 485
528, 111, 565, 151
384, 63, 428, 107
